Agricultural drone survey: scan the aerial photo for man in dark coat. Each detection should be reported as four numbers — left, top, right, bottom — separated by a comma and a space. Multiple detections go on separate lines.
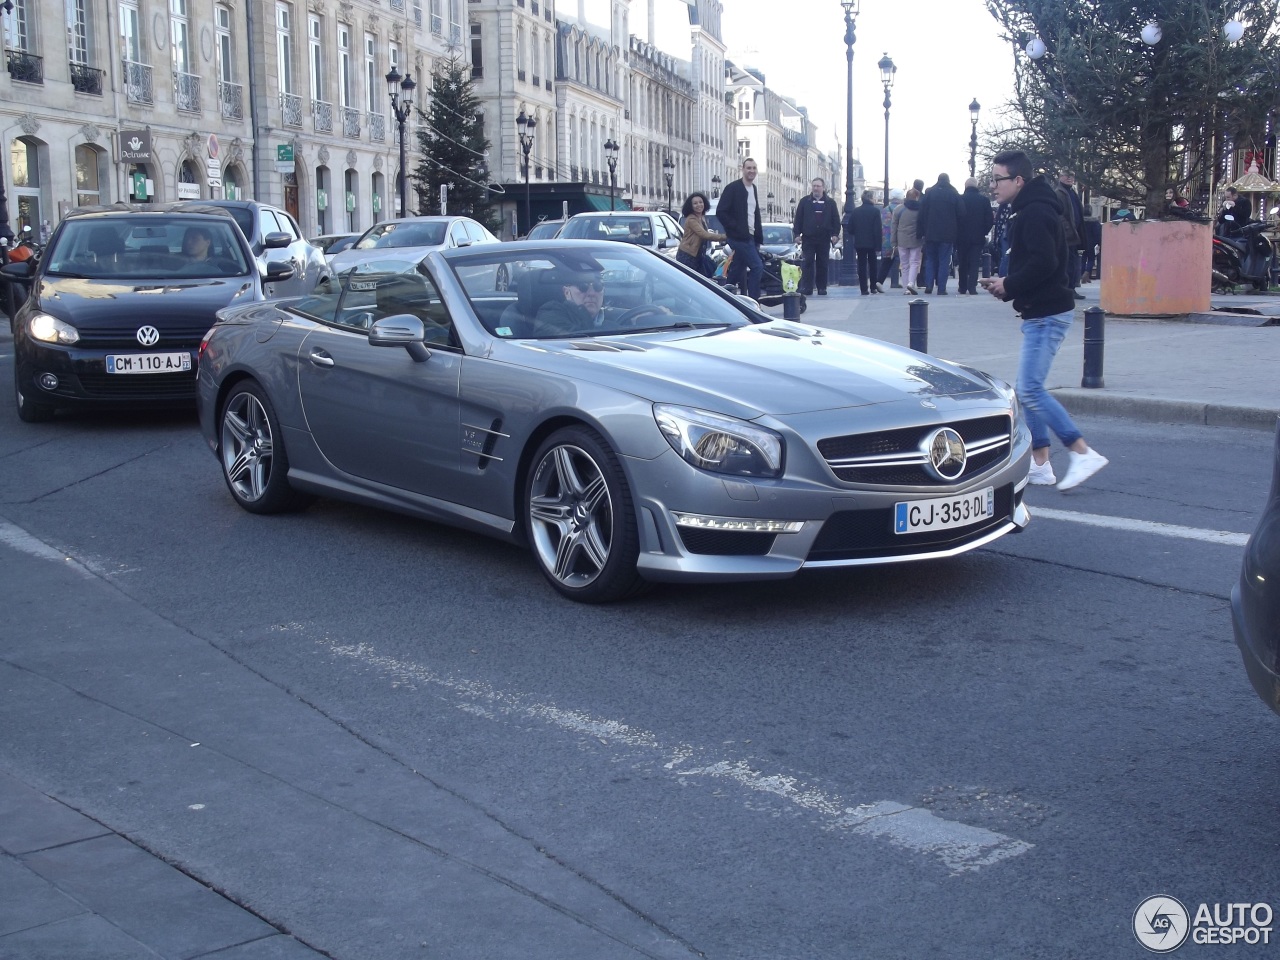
792, 177, 840, 296
1052, 169, 1086, 297
716, 157, 766, 298
981, 149, 1108, 492
918, 173, 962, 294
845, 191, 884, 295
957, 177, 994, 295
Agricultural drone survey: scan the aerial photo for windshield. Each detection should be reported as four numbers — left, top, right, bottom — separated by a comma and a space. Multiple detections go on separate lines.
762, 225, 794, 245
446, 243, 757, 340
45, 217, 252, 279
560, 216, 654, 245
526, 221, 564, 240
356, 221, 448, 249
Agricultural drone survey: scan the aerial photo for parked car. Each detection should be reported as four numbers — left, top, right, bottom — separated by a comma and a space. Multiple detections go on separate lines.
524, 219, 567, 241
311, 232, 360, 262
559, 211, 684, 257
1233, 419, 1280, 715
196, 239, 1031, 603
329, 216, 500, 276
5, 205, 293, 422
761, 222, 800, 259
172, 199, 328, 298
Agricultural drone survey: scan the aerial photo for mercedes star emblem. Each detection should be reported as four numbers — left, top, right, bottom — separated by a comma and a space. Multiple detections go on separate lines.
921, 427, 967, 481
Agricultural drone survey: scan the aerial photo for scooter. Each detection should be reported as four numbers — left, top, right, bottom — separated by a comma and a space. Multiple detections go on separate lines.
1212, 215, 1274, 292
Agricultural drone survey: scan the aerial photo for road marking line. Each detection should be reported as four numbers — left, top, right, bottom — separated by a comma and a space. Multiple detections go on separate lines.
0, 520, 97, 577
1032, 506, 1250, 547
322, 639, 1032, 874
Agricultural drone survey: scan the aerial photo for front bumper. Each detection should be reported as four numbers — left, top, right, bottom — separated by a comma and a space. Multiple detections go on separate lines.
16, 340, 199, 408
1233, 581, 1280, 716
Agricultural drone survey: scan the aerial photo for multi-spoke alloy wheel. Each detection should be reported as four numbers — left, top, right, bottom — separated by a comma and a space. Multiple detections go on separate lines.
525, 426, 644, 602
219, 382, 310, 514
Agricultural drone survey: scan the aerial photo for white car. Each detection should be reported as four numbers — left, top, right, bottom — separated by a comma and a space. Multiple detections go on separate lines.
558, 211, 684, 257
328, 216, 500, 274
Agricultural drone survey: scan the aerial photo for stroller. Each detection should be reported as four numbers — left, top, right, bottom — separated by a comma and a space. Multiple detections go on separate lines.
713, 249, 807, 313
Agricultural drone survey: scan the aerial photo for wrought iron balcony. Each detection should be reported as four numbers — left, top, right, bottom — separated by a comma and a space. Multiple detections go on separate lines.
174, 71, 201, 112
281, 92, 303, 127
7, 49, 44, 84
342, 106, 361, 139
368, 111, 386, 142
123, 59, 153, 104
69, 61, 104, 95
219, 80, 243, 119
312, 99, 333, 133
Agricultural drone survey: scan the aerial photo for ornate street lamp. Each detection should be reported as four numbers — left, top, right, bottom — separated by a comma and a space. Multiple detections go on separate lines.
604, 138, 620, 210
385, 66, 416, 217
968, 98, 981, 178
766, 191, 775, 220
516, 109, 537, 236
662, 155, 674, 212
879, 52, 896, 207
711, 174, 722, 198
840, 0, 860, 286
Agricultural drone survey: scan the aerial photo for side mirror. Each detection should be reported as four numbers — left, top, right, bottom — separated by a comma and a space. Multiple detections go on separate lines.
264, 261, 295, 282
1, 260, 34, 279
263, 231, 291, 249
657, 238, 671, 249
369, 313, 430, 362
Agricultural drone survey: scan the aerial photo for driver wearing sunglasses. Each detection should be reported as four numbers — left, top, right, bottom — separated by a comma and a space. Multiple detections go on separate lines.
535, 268, 621, 335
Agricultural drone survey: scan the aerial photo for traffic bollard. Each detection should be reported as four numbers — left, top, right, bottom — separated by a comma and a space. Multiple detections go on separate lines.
1081, 306, 1105, 388
909, 298, 928, 353
783, 293, 801, 320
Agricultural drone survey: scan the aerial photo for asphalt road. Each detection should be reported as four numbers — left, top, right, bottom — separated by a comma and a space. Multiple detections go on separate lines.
1, 385, 1276, 957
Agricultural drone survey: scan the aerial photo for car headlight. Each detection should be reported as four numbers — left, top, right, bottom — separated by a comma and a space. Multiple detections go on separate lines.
654, 404, 784, 478
28, 313, 80, 345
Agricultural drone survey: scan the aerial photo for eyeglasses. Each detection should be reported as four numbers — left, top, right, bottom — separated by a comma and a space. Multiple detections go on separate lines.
991, 175, 1018, 184
572, 280, 604, 292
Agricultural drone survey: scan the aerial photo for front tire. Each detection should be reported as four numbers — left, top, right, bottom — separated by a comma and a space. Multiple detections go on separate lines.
524, 426, 646, 603
219, 381, 312, 514
495, 264, 510, 292
14, 367, 55, 423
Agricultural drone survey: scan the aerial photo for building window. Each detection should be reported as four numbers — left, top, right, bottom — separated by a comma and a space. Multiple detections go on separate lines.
308, 15, 322, 100
119, 0, 140, 63
215, 6, 233, 82
276, 3, 294, 94
470, 21, 482, 79
448, 0, 461, 43
364, 33, 377, 111
5, 0, 32, 51
75, 144, 104, 206
10, 137, 43, 232
170, 0, 191, 74
430, 0, 442, 35
66, 0, 92, 64
338, 25, 351, 107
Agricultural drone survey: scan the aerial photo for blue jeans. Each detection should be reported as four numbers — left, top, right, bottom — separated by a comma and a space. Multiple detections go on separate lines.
923, 241, 954, 293
1018, 310, 1082, 451
726, 238, 764, 299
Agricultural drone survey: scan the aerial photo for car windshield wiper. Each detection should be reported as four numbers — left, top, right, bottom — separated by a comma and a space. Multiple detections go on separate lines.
44, 270, 93, 279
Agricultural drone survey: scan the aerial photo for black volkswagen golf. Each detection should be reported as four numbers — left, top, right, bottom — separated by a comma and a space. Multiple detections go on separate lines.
4, 205, 293, 422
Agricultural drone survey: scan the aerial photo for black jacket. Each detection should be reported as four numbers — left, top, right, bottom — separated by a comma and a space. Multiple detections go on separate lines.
845, 199, 883, 250
717, 178, 764, 244
918, 179, 963, 243
1002, 176, 1075, 320
793, 193, 841, 243
959, 186, 994, 245
1052, 179, 1085, 247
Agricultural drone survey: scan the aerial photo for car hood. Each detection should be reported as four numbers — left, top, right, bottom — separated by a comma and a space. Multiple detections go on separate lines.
507, 322, 996, 417
329, 244, 443, 272
34, 275, 258, 328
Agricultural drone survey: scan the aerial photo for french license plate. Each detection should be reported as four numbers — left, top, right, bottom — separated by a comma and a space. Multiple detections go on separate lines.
894, 486, 995, 535
106, 352, 192, 374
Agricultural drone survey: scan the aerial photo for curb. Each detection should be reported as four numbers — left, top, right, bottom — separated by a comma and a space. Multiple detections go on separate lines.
1053, 388, 1280, 431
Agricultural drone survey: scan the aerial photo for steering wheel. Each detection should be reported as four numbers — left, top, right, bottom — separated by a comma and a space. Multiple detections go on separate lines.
615, 304, 669, 327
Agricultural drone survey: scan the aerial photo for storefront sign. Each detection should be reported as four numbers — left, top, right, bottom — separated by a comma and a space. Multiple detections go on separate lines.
275, 143, 295, 174
345, 191, 356, 212
176, 182, 201, 200
120, 129, 152, 163
317, 189, 328, 211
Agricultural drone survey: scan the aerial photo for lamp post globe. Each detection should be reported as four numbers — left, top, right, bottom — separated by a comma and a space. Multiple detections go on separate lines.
604, 138, 619, 211
711, 174, 722, 198
839, 0, 860, 286
878, 52, 895, 210
386, 67, 416, 217
662, 155, 674, 213
968, 98, 980, 178
516, 109, 536, 236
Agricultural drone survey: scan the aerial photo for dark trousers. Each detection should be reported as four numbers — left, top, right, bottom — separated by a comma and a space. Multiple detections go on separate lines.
1081, 244, 1097, 279
878, 251, 900, 286
1066, 247, 1082, 288
800, 238, 831, 294
957, 241, 985, 294
855, 248, 880, 293
923, 241, 954, 293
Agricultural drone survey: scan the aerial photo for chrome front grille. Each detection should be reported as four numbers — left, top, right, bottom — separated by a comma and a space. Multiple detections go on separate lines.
817, 414, 1013, 486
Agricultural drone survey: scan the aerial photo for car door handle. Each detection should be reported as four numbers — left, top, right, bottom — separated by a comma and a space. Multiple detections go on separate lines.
308, 349, 334, 367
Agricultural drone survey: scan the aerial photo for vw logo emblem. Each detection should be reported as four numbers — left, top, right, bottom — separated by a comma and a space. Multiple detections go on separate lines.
136, 325, 160, 346
921, 427, 967, 481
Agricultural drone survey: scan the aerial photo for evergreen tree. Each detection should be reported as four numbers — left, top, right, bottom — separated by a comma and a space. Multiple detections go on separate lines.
984, 0, 1280, 209
410, 56, 501, 233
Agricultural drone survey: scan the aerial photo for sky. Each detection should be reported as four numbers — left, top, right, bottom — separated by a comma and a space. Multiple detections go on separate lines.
641, 0, 1021, 194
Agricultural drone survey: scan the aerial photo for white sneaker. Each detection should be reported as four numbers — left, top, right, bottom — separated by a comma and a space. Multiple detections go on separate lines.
1027, 459, 1056, 485
1058, 448, 1108, 491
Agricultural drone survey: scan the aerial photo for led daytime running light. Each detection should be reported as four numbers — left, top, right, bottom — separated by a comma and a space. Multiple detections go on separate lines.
672, 513, 803, 534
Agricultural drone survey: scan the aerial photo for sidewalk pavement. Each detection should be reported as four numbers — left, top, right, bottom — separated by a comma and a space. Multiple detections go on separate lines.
786, 279, 1280, 430
3, 275, 1278, 960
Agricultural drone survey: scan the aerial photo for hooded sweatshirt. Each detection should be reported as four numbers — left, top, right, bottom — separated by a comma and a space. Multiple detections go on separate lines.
892, 198, 922, 249
1001, 175, 1074, 320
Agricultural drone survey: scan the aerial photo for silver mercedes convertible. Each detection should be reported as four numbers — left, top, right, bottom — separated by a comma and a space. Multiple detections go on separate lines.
196, 240, 1031, 602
